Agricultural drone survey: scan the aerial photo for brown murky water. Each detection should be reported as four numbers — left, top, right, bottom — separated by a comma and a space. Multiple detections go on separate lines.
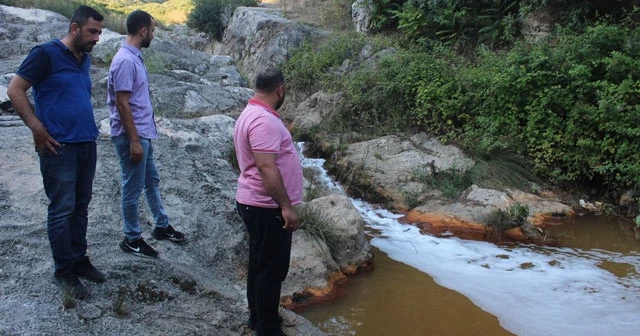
299, 246, 514, 336
299, 216, 640, 336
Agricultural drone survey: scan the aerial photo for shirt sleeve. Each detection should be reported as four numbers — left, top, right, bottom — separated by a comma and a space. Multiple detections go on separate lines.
111, 58, 135, 93
15, 46, 51, 85
248, 115, 283, 154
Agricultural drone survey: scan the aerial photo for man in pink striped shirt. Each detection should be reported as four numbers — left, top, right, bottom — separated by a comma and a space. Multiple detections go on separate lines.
234, 68, 303, 336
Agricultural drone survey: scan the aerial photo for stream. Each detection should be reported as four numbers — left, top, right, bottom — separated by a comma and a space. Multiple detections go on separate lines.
297, 145, 640, 336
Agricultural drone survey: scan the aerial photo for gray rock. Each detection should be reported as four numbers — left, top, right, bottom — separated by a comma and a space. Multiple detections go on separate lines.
337, 133, 475, 206
304, 194, 373, 271
221, 7, 327, 85
352, 0, 374, 33
291, 91, 343, 131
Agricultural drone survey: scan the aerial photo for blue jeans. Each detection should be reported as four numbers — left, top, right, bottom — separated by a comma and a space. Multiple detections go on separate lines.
39, 142, 96, 274
113, 135, 168, 241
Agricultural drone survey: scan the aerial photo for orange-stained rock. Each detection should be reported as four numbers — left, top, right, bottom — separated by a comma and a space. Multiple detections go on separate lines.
341, 261, 374, 276
400, 210, 488, 241
504, 227, 526, 241
530, 209, 575, 226
281, 271, 350, 310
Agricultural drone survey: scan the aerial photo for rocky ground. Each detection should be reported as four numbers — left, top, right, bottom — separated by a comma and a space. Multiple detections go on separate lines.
0, 4, 328, 335
0, 113, 325, 335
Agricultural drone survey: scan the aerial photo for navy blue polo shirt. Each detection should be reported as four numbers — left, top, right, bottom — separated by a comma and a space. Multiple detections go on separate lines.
16, 39, 98, 143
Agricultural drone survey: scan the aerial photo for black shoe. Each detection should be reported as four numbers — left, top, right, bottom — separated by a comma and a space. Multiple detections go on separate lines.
74, 256, 105, 283
151, 225, 186, 243
247, 316, 284, 330
120, 237, 159, 258
54, 269, 90, 300
253, 330, 286, 336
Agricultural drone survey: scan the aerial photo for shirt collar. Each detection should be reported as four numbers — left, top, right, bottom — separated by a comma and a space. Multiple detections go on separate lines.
121, 41, 143, 59
55, 39, 87, 62
248, 98, 280, 118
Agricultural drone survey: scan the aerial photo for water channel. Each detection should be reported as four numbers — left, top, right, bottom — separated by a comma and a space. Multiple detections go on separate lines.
297, 147, 640, 336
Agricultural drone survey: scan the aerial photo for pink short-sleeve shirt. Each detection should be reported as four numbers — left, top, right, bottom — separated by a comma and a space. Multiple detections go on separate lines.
233, 99, 303, 208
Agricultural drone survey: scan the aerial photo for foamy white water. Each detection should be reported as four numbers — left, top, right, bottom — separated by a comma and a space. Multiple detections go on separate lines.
299, 144, 640, 335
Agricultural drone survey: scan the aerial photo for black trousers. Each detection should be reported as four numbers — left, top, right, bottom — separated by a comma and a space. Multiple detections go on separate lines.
236, 202, 292, 335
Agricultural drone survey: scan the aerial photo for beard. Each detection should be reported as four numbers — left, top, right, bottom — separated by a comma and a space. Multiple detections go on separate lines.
141, 35, 152, 48
274, 95, 285, 110
75, 35, 96, 53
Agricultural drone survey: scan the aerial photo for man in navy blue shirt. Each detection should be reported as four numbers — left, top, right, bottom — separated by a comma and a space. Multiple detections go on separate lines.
7, 5, 105, 300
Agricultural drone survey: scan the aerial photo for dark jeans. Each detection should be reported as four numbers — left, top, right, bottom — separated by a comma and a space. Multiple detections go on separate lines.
39, 142, 97, 274
236, 202, 292, 335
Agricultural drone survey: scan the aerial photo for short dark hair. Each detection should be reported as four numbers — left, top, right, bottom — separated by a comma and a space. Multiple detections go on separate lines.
71, 5, 103, 27
127, 10, 154, 35
255, 68, 285, 93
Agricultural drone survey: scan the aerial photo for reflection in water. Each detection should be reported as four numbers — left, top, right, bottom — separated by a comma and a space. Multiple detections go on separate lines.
297, 145, 640, 335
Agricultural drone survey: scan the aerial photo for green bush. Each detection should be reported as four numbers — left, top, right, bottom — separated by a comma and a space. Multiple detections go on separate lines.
379, 0, 521, 51
283, 34, 367, 95
291, 22, 640, 196
187, 0, 257, 41
463, 24, 640, 190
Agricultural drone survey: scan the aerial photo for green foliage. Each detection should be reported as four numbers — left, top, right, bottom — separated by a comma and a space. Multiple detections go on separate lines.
318, 0, 354, 32
112, 286, 130, 318
141, 51, 167, 74
390, 0, 521, 51
465, 24, 640, 189
369, 0, 405, 32
371, 0, 640, 52
487, 202, 530, 232
466, 150, 539, 191
298, 205, 338, 252
283, 34, 367, 95
187, 0, 257, 41
414, 166, 471, 199
288, 16, 640, 196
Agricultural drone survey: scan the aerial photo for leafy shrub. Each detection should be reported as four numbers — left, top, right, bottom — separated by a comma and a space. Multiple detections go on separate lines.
283, 34, 367, 95
465, 24, 640, 190
487, 203, 529, 232
188, 0, 257, 40
418, 168, 471, 199
378, 0, 522, 52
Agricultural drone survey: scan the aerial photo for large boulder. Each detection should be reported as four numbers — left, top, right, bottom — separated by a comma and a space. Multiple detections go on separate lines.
333, 133, 475, 209
282, 193, 373, 309
290, 91, 343, 132
304, 194, 373, 273
221, 6, 326, 85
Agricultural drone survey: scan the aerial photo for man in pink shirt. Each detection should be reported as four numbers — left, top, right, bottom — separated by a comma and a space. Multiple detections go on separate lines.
234, 68, 303, 336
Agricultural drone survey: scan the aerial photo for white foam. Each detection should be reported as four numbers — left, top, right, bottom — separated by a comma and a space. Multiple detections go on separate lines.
363, 202, 640, 336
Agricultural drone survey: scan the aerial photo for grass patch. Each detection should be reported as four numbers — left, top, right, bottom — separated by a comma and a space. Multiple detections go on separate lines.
298, 205, 338, 252
61, 292, 76, 310
112, 286, 130, 318
402, 190, 422, 209
486, 202, 529, 232
415, 166, 471, 199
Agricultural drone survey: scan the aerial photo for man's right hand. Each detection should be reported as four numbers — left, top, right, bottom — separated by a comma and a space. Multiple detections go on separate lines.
130, 140, 143, 163
281, 206, 300, 232
32, 125, 60, 156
